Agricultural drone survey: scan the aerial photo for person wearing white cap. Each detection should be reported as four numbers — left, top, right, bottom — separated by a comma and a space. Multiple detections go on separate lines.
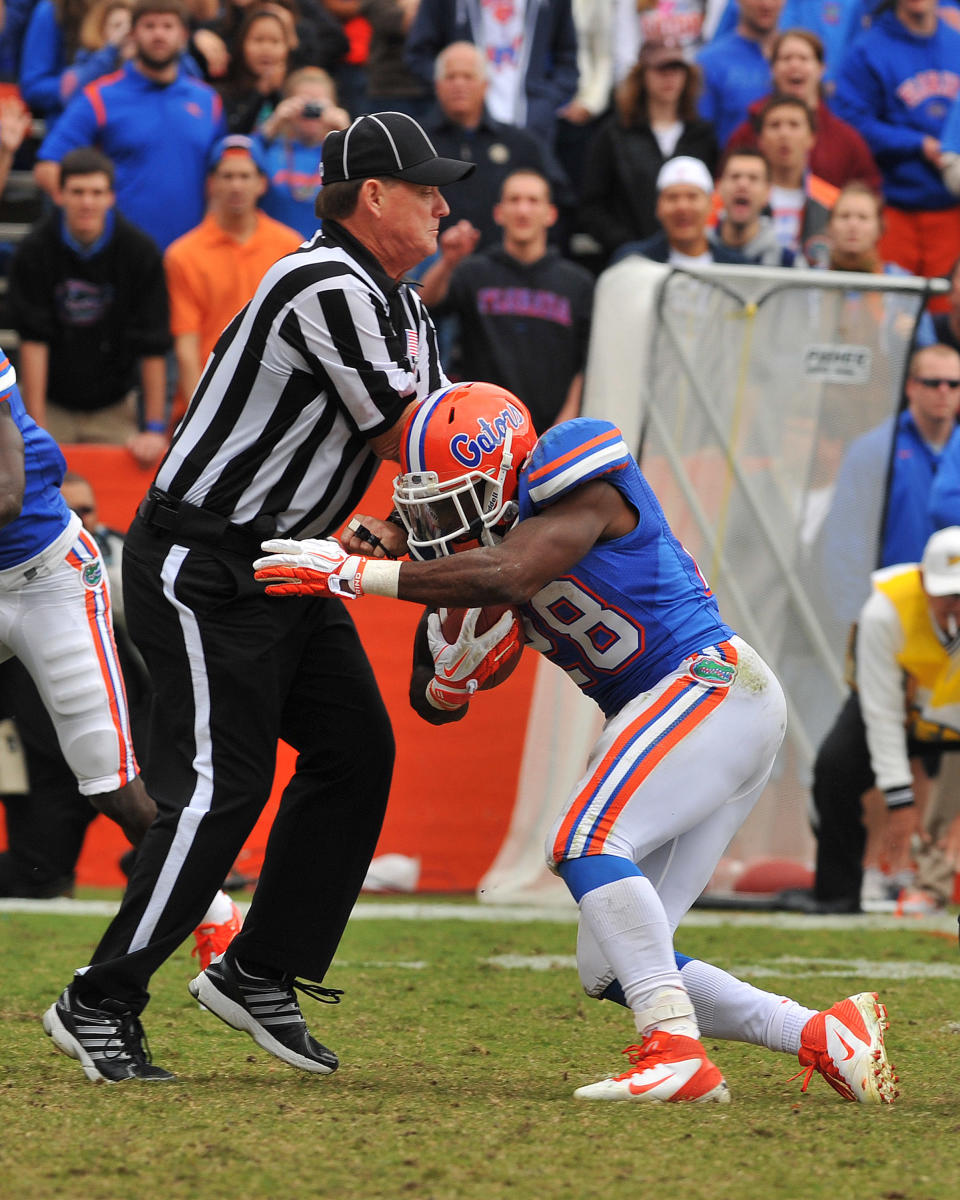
782, 526, 960, 915
611, 154, 748, 266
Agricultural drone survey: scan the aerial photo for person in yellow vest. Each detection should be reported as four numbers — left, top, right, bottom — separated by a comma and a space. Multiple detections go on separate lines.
782, 526, 960, 914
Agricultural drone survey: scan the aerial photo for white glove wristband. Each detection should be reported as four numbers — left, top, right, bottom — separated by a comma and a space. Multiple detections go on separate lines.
355, 559, 401, 598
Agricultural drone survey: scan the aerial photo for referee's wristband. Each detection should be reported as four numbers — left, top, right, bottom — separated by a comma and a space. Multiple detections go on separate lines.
142, 419, 167, 434
884, 785, 915, 810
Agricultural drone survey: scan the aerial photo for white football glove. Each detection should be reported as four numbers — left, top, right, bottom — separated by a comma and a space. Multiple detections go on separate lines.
425, 607, 521, 710
254, 538, 368, 598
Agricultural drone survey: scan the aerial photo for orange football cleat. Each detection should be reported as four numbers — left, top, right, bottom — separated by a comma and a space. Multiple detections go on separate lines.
574, 1031, 730, 1103
192, 898, 243, 972
793, 992, 899, 1103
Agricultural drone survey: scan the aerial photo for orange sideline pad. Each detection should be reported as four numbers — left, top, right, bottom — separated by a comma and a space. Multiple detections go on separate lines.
0, 446, 538, 892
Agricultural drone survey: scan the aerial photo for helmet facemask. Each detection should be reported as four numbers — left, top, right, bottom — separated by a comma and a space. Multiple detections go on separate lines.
395, 426, 519, 560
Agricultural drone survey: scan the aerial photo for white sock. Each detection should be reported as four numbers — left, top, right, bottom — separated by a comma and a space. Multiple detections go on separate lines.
579, 876, 698, 1038
679, 958, 817, 1053
200, 889, 236, 926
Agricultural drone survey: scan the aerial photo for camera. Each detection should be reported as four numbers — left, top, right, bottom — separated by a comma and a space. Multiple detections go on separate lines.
302, 101, 326, 118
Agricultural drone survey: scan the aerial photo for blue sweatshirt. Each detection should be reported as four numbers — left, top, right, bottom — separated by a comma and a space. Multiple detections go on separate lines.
254, 134, 322, 239
927, 422, 960, 528
711, 1, 861, 85
0, 0, 39, 81
832, 10, 960, 210
821, 408, 951, 624
19, 0, 122, 115
38, 60, 226, 250
696, 31, 772, 148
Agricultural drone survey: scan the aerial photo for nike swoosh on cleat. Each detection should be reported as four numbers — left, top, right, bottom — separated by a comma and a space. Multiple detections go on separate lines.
627, 1059, 701, 1096
835, 1033, 857, 1062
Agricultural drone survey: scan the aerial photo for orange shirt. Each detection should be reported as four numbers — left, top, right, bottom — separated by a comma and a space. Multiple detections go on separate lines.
164, 209, 303, 380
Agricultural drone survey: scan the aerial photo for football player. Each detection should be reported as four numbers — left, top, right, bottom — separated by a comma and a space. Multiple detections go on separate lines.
254, 381, 899, 1106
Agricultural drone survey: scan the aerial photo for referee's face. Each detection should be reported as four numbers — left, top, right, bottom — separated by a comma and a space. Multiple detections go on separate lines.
377, 180, 450, 277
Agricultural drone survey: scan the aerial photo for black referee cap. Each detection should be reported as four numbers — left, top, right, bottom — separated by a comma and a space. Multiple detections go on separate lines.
320, 113, 475, 187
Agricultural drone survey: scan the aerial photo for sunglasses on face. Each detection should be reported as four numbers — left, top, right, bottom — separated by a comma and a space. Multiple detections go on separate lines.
912, 377, 960, 389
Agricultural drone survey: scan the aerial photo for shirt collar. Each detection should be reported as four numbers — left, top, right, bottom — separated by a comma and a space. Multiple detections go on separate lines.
60, 208, 115, 258
321, 220, 404, 294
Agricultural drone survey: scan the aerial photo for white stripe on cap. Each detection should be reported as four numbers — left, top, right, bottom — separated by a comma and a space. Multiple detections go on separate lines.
343, 112, 440, 178
364, 115, 404, 171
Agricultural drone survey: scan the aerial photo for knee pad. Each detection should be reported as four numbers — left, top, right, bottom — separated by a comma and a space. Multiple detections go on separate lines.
61, 727, 121, 793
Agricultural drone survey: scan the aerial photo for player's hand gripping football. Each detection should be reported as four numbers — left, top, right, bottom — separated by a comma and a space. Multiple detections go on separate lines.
254, 538, 369, 598
425, 608, 521, 710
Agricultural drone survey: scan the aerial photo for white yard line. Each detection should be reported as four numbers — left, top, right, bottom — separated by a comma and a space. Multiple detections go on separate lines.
0, 896, 956, 935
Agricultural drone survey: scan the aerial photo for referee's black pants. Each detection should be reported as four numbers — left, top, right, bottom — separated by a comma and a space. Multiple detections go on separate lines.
76, 517, 394, 1013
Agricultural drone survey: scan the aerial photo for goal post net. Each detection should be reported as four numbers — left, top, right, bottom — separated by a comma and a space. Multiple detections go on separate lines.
478, 260, 939, 904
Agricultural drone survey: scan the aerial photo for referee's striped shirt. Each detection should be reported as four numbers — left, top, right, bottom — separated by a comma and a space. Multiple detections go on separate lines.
154, 220, 447, 538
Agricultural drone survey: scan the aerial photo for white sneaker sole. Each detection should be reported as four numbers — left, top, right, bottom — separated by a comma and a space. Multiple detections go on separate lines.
42, 1003, 106, 1083
842, 992, 898, 1104
188, 972, 336, 1075
574, 1077, 731, 1103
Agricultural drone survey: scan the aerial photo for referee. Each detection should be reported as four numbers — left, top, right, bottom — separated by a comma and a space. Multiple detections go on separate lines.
42, 113, 474, 1083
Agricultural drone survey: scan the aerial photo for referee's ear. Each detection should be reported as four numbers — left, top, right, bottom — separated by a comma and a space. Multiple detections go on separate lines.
361, 177, 389, 217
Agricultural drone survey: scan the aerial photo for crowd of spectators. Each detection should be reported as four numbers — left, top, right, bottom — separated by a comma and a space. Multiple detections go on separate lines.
4, 0, 960, 389
4, 0, 960, 908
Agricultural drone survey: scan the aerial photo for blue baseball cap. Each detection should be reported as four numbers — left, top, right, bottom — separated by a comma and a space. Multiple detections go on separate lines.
207, 134, 267, 175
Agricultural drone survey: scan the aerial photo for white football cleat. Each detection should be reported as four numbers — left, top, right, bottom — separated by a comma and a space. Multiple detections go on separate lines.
794, 991, 899, 1103
574, 1031, 731, 1103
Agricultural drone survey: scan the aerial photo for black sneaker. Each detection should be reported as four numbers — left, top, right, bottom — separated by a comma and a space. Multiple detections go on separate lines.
188, 956, 340, 1074
42, 987, 175, 1082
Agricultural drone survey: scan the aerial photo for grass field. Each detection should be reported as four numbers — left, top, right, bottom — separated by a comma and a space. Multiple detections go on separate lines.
1, 897, 958, 1200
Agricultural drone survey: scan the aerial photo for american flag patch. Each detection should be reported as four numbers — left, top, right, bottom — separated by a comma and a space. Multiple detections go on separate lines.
406, 329, 419, 359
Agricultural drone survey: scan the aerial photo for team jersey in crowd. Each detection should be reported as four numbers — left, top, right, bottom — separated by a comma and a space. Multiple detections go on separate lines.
516, 418, 734, 717
832, 10, 960, 211
0, 354, 71, 569
37, 61, 226, 250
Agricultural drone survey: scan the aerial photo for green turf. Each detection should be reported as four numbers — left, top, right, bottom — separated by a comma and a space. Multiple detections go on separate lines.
1, 903, 958, 1200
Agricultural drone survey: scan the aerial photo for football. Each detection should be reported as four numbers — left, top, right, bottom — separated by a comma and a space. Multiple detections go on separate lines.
439, 605, 524, 690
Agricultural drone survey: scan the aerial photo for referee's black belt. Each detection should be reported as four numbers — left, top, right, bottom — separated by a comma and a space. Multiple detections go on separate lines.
137, 489, 276, 557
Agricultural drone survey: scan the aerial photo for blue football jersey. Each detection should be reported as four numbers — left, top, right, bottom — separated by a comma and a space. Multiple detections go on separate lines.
517, 418, 734, 717
0, 353, 71, 569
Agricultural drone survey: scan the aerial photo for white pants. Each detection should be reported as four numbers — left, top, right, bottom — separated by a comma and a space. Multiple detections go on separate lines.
0, 514, 138, 795
545, 637, 787, 996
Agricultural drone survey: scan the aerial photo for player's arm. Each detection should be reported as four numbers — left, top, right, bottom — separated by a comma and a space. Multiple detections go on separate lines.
0, 399, 26, 529
255, 478, 637, 603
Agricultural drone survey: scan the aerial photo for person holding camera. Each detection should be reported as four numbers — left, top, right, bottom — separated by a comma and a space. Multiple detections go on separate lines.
253, 65, 350, 237
163, 134, 303, 422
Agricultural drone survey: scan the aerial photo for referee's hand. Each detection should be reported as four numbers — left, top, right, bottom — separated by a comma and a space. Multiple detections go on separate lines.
340, 513, 406, 559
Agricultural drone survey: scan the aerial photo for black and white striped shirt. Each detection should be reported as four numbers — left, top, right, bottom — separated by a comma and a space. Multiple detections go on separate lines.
154, 221, 447, 537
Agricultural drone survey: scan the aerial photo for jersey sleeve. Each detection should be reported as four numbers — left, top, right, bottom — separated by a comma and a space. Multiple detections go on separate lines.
36, 87, 99, 161
518, 417, 632, 516
0, 352, 16, 399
